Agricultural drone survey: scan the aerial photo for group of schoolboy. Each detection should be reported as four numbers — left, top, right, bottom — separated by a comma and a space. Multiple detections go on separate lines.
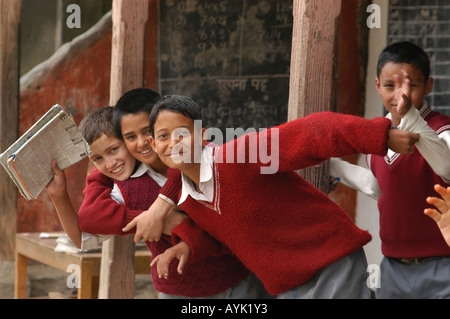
46, 41, 450, 299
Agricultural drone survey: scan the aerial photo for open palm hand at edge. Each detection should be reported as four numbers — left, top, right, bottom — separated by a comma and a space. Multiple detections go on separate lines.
425, 184, 450, 247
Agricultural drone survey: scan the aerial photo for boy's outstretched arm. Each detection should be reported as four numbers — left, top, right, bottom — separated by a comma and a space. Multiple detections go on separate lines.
264, 110, 419, 174
425, 184, 450, 247
122, 168, 182, 242
45, 160, 81, 248
122, 196, 173, 243
150, 241, 191, 279
387, 129, 419, 155
329, 157, 381, 200
79, 166, 183, 238
78, 167, 143, 235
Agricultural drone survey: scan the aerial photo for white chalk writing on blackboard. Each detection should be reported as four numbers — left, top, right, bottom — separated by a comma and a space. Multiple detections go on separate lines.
388, 0, 450, 115
158, 0, 293, 132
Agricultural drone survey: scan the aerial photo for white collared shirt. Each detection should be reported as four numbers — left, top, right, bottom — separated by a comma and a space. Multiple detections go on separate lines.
111, 162, 168, 203
178, 146, 215, 205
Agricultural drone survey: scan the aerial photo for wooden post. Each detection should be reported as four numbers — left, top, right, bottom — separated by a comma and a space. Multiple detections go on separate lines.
109, 0, 149, 101
288, 0, 342, 192
98, 0, 149, 299
0, 0, 22, 261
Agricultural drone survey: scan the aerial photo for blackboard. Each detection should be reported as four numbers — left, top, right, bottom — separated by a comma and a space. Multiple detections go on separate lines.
158, 0, 293, 139
388, 0, 450, 115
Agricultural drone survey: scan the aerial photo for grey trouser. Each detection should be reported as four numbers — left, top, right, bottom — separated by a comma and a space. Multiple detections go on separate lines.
158, 274, 264, 299
376, 256, 450, 299
277, 248, 370, 299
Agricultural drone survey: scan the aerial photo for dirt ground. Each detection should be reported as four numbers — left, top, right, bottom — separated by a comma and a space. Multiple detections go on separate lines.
0, 261, 157, 299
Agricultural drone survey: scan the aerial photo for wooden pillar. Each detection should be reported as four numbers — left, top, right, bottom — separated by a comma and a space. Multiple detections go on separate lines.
109, 0, 149, 101
98, 0, 149, 299
288, 0, 342, 192
0, 0, 22, 261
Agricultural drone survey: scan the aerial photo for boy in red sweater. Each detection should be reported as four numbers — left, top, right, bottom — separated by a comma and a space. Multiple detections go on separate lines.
370, 43, 450, 299
330, 42, 450, 298
136, 94, 419, 298
48, 95, 261, 298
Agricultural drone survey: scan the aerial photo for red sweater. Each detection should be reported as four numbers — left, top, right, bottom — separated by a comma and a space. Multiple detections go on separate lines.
370, 109, 450, 258
78, 167, 181, 235
173, 112, 392, 295
78, 167, 249, 297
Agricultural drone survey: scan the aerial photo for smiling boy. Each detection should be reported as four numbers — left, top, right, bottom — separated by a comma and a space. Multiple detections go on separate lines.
370, 42, 450, 299
48, 104, 260, 298
143, 94, 419, 298
77, 91, 263, 298
46, 106, 138, 248
87, 128, 136, 180
329, 42, 450, 299
113, 89, 168, 176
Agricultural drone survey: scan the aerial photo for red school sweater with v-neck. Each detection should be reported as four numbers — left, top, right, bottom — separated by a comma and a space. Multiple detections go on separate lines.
369, 108, 450, 258
115, 174, 249, 297
78, 167, 249, 297
172, 112, 393, 295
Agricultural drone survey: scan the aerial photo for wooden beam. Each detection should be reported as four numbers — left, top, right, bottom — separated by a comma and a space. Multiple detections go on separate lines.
288, 0, 342, 192
98, 0, 149, 299
0, 0, 22, 261
109, 0, 149, 102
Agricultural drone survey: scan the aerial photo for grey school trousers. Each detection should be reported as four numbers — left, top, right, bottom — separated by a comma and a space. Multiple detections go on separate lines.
277, 248, 371, 299
376, 256, 450, 299
158, 274, 267, 299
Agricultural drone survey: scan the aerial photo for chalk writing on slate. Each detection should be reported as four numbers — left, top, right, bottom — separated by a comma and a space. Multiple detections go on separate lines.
158, 0, 293, 139
389, 0, 450, 115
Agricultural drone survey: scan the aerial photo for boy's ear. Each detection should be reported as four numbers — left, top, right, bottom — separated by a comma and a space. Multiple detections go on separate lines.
375, 77, 382, 94
150, 136, 156, 153
425, 77, 434, 95
201, 127, 207, 145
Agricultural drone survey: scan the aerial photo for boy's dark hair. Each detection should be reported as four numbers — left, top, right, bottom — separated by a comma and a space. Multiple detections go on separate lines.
149, 95, 202, 135
377, 41, 431, 82
113, 88, 162, 138
79, 106, 117, 145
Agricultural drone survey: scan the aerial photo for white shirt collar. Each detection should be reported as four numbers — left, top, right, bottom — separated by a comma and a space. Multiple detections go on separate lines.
130, 162, 167, 187
178, 146, 214, 205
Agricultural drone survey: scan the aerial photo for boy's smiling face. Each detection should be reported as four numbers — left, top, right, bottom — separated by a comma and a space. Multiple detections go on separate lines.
120, 112, 160, 166
151, 110, 204, 170
375, 62, 434, 114
88, 133, 136, 181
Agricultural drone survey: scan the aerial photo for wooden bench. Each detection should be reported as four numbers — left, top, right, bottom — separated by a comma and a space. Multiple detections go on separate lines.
15, 232, 151, 299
